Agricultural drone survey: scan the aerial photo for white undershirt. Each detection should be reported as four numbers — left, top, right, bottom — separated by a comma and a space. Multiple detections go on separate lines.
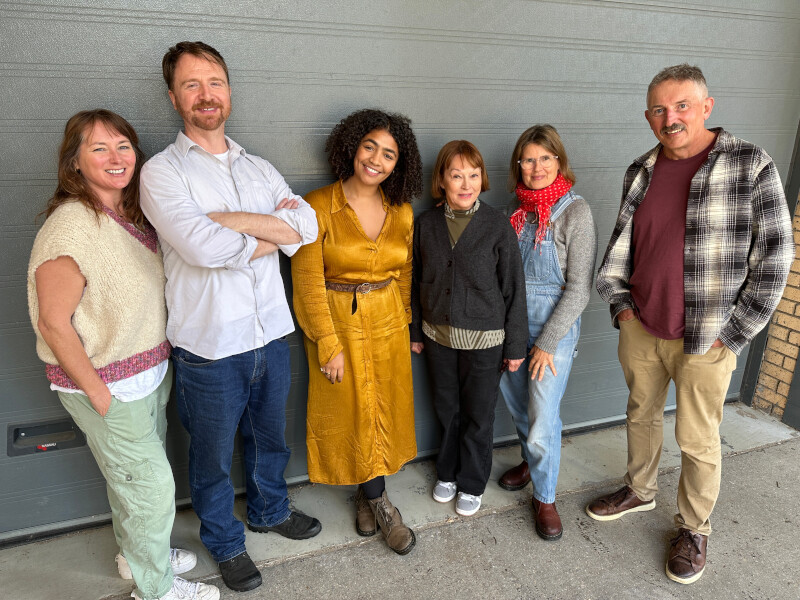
213, 150, 230, 166
50, 360, 169, 402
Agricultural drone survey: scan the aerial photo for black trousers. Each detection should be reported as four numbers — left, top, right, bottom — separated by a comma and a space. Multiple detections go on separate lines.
424, 340, 504, 496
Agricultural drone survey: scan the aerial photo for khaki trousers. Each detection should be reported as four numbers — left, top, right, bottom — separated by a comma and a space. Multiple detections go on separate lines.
618, 318, 736, 536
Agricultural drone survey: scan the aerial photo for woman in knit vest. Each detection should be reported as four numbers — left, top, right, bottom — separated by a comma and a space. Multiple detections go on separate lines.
497, 124, 597, 541
27, 110, 218, 600
411, 140, 528, 517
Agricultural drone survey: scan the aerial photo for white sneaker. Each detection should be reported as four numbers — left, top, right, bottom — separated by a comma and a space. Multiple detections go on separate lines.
117, 548, 198, 580
433, 480, 457, 503
455, 492, 482, 516
131, 577, 220, 600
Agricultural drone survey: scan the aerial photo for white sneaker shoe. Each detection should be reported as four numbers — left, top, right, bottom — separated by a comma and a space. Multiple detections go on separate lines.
433, 480, 457, 503
455, 492, 482, 516
117, 548, 198, 580
131, 577, 220, 600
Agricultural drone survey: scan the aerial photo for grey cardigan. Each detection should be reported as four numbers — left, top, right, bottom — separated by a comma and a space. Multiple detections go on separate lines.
411, 201, 528, 360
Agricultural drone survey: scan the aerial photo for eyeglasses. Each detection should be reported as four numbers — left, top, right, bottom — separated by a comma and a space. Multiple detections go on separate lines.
517, 155, 558, 170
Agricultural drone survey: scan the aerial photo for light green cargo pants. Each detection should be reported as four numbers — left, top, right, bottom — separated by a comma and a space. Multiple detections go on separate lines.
58, 365, 175, 600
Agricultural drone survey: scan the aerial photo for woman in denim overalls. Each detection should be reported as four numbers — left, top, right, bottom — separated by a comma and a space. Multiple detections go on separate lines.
499, 125, 597, 540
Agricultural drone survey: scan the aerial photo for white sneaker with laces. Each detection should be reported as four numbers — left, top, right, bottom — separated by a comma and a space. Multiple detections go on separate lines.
455, 492, 482, 516
433, 480, 457, 503
131, 576, 220, 600
117, 548, 198, 580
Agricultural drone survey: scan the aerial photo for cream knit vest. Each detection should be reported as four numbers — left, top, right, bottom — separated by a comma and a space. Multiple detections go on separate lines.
28, 202, 170, 387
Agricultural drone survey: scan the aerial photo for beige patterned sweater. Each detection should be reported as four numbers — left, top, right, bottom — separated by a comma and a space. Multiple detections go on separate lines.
27, 201, 170, 387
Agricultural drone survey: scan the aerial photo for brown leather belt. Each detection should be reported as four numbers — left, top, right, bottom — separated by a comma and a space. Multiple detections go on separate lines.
325, 279, 392, 294
326, 278, 393, 314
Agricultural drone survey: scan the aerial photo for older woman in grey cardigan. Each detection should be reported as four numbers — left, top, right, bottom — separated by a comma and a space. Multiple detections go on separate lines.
411, 140, 527, 518
498, 125, 597, 541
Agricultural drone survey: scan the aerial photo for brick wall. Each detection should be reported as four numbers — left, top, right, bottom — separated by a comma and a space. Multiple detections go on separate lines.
752, 199, 800, 419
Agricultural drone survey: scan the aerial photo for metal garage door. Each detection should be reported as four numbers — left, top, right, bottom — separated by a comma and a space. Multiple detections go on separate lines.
2, 0, 799, 542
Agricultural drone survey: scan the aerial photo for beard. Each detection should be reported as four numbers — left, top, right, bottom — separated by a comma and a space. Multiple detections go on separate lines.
176, 98, 231, 132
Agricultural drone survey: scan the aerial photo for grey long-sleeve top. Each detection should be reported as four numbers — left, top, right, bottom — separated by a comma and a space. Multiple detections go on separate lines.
509, 193, 597, 354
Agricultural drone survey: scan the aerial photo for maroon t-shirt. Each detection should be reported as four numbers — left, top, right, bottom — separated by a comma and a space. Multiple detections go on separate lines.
630, 137, 715, 339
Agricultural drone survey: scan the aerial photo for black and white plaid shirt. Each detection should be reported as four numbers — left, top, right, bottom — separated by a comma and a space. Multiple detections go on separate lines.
596, 128, 794, 355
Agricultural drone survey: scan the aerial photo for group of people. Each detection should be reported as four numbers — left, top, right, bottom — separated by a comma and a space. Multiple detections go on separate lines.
26, 38, 793, 600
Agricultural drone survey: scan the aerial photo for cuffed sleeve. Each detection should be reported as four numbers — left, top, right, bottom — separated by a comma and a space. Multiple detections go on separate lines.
141, 158, 258, 270
257, 159, 318, 256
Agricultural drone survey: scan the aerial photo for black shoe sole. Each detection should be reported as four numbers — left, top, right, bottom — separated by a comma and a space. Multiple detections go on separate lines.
247, 520, 322, 540
218, 554, 263, 593
221, 574, 263, 593
498, 479, 530, 491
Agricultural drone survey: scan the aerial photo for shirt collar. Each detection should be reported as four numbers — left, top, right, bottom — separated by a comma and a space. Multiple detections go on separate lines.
444, 198, 480, 220
174, 130, 246, 159
331, 180, 391, 214
636, 127, 728, 170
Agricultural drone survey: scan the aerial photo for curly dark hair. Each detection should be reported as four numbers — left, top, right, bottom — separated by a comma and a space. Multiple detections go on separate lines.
325, 109, 423, 205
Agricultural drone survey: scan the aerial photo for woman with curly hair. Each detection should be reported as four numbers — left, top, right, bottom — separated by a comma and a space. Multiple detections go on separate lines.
291, 108, 423, 555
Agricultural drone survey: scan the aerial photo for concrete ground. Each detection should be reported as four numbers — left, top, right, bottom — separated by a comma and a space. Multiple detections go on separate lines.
1, 403, 798, 600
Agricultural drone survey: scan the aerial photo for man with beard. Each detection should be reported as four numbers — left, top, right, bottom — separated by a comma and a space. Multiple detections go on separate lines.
140, 41, 320, 594
587, 64, 793, 584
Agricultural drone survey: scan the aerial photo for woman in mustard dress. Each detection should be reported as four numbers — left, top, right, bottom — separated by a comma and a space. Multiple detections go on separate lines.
292, 109, 423, 555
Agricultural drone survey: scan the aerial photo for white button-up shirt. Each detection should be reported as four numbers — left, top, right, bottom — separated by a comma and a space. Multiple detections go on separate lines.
140, 131, 318, 359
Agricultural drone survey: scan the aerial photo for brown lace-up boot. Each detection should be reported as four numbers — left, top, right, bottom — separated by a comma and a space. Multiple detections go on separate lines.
354, 486, 377, 536
367, 491, 416, 555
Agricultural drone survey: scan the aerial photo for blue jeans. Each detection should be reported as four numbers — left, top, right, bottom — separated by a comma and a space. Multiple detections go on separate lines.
500, 319, 578, 504
172, 339, 292, 562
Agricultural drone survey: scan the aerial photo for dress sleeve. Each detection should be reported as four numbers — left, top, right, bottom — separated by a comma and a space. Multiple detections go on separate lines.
290, 192, 343, 367
397, 204, 414, 324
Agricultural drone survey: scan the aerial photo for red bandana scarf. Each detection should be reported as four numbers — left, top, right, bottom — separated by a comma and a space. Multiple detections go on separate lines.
510, 173, 572, 245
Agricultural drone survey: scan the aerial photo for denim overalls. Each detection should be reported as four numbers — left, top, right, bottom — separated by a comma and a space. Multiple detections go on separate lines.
499, 191, 581, 504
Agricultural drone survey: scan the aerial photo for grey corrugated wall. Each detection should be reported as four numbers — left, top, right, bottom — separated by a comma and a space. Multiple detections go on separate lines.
2, 0, 799, 540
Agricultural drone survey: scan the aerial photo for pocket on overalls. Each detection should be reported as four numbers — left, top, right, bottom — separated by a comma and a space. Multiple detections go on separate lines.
524, 241, 555, 282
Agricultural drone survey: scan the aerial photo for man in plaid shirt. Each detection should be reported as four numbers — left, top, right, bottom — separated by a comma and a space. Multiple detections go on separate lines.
585, 64, 793, 584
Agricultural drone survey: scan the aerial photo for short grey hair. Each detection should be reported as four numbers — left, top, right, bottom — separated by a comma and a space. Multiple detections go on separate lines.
647, 63, 709, 104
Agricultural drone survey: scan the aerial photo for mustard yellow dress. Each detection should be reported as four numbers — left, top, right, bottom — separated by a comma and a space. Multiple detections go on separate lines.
291, 181, 417, 485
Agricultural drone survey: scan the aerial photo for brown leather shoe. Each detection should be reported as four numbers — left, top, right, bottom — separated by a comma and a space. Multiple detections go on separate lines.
585, 485, 656, 521
532, 498, 562, 540
354, 486, 377, 537
368, 491, 416, 555
498, 461, 530, 491
666, 528, 707, 584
